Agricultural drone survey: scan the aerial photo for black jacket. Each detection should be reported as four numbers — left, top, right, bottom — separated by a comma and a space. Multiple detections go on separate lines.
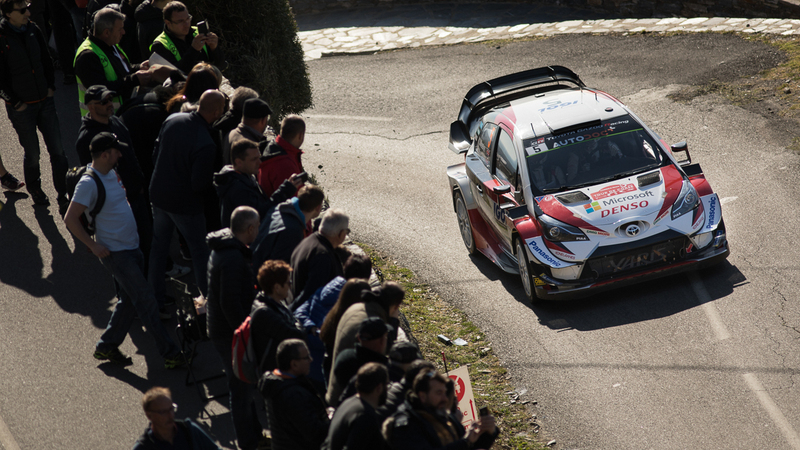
205, 228, 256, 341
258, 371, 330, 450
0, 20, 54, 107
134, 0, 163, 61
75, 115, 145, 201
150, 26, 225, 74
213, 165, 296, 229
323, 395, 386, 450
386, 399, 500, 450
132, 418, 220, 450
74, 35, 143, 101
249, 292, 306, 375
290, 232, 344, 310
252, 199, 306, 270
328, 344, 389, 408
150, 111, 217, 215
118, 92, 170, 181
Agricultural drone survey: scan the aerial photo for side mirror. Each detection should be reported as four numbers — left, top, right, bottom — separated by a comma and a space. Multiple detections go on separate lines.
670, 141, 692, 166
493, 184, 512, 195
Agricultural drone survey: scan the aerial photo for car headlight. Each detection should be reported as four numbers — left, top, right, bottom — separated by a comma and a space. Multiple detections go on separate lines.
538, 214, 589, 242
551, 264, 584, 280
671, 180, 699, 221
690, 231, 714, 249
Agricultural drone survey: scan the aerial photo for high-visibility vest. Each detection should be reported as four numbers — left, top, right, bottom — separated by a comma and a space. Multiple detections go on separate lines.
73, 38, 127, 116
150, 27, 209, 62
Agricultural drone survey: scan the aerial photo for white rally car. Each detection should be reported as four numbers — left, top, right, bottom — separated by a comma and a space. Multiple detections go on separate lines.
446, 66, 729, 302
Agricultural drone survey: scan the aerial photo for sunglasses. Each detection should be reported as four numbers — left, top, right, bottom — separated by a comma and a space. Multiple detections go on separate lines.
12, 3, 31, 14
91, 98, 112, 106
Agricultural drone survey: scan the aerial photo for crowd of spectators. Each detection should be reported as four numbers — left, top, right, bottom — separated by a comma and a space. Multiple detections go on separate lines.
0, 0, 501, 448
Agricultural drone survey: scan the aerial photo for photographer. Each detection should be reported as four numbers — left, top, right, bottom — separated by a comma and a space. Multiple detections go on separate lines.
149, 1, 225, 74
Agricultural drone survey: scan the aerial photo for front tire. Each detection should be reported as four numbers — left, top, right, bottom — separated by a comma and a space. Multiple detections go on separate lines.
455, 190, 476, 255
516, 240, 537, 303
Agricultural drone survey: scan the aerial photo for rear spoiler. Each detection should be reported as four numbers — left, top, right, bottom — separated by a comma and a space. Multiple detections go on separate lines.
448, 66, 586, 154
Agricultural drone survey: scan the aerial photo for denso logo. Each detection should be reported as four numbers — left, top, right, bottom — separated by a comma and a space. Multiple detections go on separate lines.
527, 239, 566, 268
601, 190, 654, 206
591, 183, 637, 201
601, 201, 649, 218
705, 195, 717, 230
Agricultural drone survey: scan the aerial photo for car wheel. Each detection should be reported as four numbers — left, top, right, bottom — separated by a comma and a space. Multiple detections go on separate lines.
455, 190, 476, 254
516, 240, 536, 302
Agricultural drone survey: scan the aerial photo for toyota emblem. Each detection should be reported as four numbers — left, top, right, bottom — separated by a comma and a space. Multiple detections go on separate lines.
625, 224, 641, 237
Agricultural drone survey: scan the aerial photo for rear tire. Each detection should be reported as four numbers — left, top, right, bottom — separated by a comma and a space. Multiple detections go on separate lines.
516, 240, 537, 303
455, 190, 476, 255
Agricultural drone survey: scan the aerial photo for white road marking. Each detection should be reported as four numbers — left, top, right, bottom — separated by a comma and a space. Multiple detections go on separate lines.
0, 414, 21, 450
306, 114, 393, 122
743, 373, 800, 449
689, 272, 731, 341
720, 196, 738, 205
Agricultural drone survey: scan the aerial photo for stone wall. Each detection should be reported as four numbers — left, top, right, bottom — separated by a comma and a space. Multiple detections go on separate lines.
289, 0, 800, 19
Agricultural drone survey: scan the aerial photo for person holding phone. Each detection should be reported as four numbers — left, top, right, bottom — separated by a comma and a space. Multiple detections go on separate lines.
149, 1, 225, 74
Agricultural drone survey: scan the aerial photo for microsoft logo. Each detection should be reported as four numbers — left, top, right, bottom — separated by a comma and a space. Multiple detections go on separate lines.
584, 201, 602, 214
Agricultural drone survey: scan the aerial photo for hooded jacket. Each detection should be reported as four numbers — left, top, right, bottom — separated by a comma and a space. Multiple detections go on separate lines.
75, 115, 145, 201
258, 370, 330, 450
257, 136, 304, 196
252, 198, 306, 270
213, 165, 296, 228
205, 228, 256, 341
249, 292, 306, 375
327, 343, 389, 408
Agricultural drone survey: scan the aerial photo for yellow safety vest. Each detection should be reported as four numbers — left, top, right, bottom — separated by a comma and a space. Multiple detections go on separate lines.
150, 27, 209, 62
73, 38, 127, 116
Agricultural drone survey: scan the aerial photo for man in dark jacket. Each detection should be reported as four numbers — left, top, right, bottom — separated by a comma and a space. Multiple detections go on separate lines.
133, 387, 221, 450
384, 371, 499, 450
224, 97, 270, 165
149, 1, 224, 74
74, 7, 164, 115
258, 339, 329, 450
0, 0, 69, 207
213, 138, 299, 229
213, 86, 258, 165
206, 206, 262, 450
290, 208, 348, 310
257, 114, 305, 196
148, 89, 225, 308
327, 317, 391, 407
323, 362, 389, 450
134, 0, 168, 61
252, 184, 324, 270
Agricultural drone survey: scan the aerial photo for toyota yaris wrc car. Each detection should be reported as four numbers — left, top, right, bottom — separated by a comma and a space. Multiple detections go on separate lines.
446, 66, 729, 302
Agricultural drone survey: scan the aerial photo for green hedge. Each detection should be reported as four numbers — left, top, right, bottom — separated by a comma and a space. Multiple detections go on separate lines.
185, 0, 313, 127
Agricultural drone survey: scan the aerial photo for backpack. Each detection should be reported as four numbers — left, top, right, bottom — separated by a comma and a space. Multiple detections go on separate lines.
65, 166, 106, 236
231, 312, 273, 384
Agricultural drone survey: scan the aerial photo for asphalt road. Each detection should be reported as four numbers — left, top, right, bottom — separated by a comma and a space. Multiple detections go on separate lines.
0, 32, 797, 450
301, 34, 800, 449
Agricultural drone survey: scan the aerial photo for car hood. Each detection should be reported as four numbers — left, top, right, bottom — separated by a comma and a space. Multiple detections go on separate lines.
531, 165, 706, 263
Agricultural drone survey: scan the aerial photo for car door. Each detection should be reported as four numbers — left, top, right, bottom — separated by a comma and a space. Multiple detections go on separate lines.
487, 126, 521, 248
467, 123, 499, 229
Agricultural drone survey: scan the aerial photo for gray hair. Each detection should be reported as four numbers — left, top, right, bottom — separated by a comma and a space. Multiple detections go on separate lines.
230, 87, 259, 113
230, 206, 259, 235
319, 209, 349, 237
93, 8, 125, 35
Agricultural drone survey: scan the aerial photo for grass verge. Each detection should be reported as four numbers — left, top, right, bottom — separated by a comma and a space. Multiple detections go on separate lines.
354, 241, 548, 450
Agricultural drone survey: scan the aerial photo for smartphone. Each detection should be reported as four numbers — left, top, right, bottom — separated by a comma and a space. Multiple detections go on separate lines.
479, 406, 489, 417
297, 172, 309, 183
197, 20, 209, 34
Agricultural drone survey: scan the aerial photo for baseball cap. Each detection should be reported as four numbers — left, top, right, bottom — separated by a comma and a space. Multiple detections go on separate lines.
242, 98, 272, 119
389, 341, 423, 364
90, 132, 129, 154
84, 85, 117, 104
357, 317, 392, 341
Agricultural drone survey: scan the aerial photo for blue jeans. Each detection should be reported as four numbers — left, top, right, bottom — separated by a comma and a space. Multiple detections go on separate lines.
148, 206, 210, 306
5, 97, 68, 196
96, 248, 181, 359
212, 338, 263, 450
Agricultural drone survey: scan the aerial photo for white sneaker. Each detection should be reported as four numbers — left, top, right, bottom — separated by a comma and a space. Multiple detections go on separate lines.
165, 264, 191, 279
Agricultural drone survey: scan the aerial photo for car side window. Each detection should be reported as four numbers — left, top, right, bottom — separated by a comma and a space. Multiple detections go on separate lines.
475, 123, 497, 169
494, 129, 518, 186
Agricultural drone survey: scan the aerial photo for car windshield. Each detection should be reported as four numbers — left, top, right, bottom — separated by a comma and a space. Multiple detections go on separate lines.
523, 116, 664, 194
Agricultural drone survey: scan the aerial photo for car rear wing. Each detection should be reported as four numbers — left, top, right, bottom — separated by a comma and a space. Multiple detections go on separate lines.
449, 66, 586, 154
